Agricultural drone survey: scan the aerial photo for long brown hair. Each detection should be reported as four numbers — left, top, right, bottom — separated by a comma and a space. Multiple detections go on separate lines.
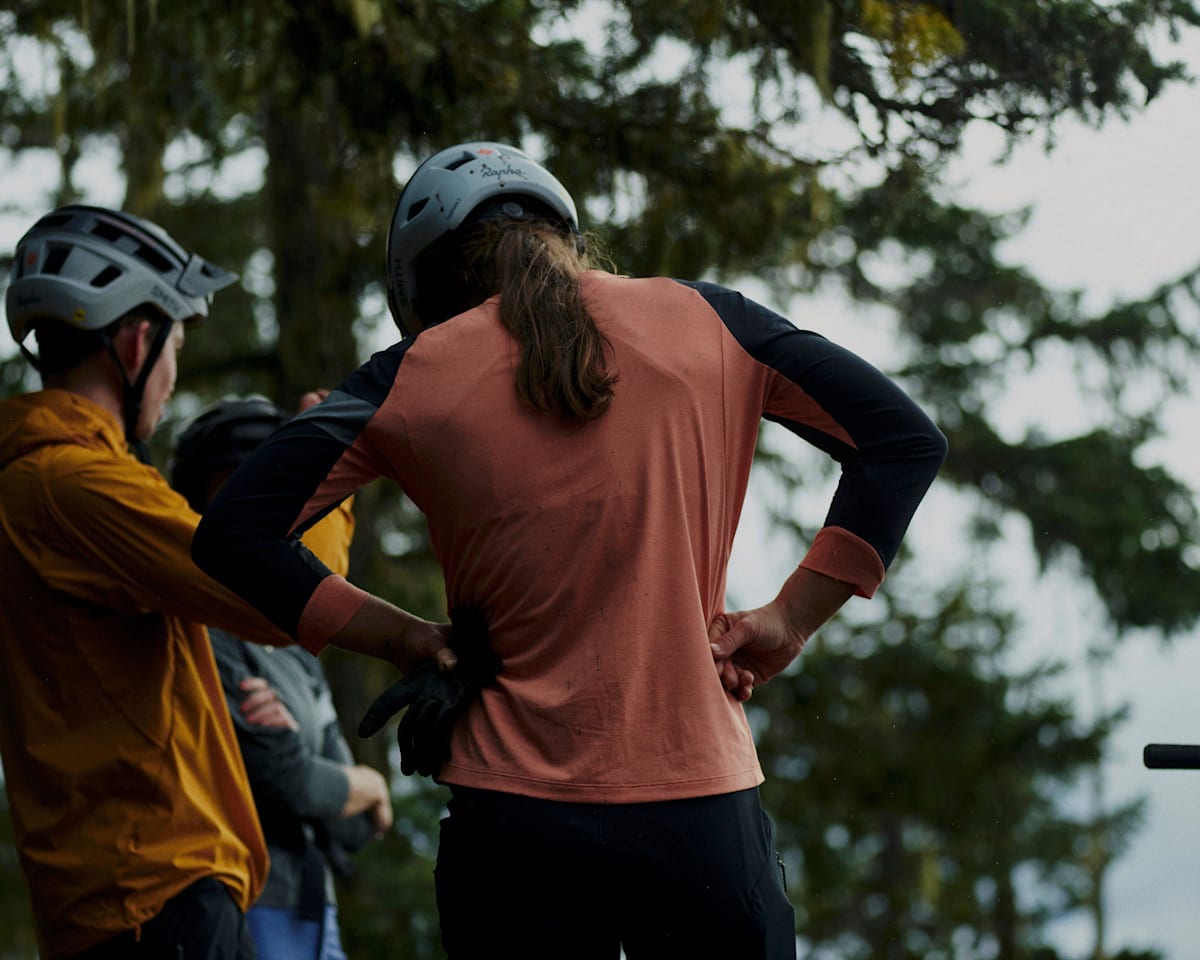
460, 218, 618, 422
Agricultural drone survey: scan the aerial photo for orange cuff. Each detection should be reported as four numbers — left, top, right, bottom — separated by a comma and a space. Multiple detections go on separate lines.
799, 526, 886, 599
297, 575, 369, 654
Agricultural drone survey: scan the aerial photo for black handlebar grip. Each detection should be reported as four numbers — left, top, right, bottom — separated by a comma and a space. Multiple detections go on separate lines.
1144, 743, 1200, 769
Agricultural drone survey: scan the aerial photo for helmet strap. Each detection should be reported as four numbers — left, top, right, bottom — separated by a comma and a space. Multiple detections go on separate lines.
99, 318, 173, 464
18, 342, 44, 373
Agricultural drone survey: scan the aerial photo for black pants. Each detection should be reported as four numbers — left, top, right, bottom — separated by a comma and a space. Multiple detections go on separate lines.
70, 877, 256, 960
435, 786, 796, 960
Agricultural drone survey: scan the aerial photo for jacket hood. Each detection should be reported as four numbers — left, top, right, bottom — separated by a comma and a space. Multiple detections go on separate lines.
0, 390, 125, 470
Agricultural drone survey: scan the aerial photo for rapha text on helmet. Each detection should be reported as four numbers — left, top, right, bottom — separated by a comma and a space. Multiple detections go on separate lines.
385, 142, 582, 336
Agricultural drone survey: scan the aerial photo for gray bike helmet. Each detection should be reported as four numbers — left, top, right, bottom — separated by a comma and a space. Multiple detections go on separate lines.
171, 396, 289, 512
6, 204, 237, 348
385, 142, 582, 336
6, 204, 238, 460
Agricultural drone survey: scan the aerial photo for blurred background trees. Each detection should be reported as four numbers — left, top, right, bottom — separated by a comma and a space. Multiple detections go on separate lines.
2, 1, 1199, 957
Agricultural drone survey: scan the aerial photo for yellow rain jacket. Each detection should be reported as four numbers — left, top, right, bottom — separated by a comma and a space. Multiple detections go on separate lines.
0, 389, 353, 958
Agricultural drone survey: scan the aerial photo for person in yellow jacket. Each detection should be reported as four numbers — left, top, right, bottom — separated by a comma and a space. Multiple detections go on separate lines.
0, 205, 358, 959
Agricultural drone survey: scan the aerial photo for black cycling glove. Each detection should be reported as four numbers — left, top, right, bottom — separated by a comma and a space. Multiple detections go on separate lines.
357, 606, 499, 778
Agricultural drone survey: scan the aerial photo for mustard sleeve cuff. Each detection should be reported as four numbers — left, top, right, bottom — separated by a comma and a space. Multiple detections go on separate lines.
297, 575, 370, 654
799, 526, 886, 599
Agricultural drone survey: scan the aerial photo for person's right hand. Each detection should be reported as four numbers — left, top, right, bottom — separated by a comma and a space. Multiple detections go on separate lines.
343, 764, 393, 835
297, 389, 330, 413
238, 676, 300, 730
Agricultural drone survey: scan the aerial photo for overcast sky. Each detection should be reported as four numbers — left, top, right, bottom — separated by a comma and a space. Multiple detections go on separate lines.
943, 55, 1200, 957
729, 26, 1200, 960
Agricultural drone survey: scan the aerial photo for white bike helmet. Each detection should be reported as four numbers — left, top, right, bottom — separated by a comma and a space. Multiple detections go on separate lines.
6, 205, 238, 459
6, 204, 237, 348
386, 142, 582, 335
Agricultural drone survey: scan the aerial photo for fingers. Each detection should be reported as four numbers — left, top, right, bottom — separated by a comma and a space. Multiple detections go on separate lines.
712, 614, 754, 700
709, 611, 752, 660
297, 389, 330, 412
369, 795, 394, 834
707, 613, 731, 645
237, 677, 275, 712
358, 679, 420, 737
435, 645, 458, 672
238, 678, 299, 729
715, 657, 756, 702
238, 688, 277, 713
244, 701, 300, 730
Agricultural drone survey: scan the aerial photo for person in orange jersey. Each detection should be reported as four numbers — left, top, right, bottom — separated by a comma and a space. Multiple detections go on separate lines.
194, 143, 948, 960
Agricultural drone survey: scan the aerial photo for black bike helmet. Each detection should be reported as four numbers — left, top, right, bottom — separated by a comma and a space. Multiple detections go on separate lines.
171, 396, 289, 512
385, 142, 582, 336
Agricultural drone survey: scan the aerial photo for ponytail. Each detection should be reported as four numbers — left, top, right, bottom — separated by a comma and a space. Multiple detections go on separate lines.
462, 220, 617, 422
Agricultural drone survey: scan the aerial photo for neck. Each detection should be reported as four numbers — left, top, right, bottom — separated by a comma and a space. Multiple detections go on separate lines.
43, 362, 125, 425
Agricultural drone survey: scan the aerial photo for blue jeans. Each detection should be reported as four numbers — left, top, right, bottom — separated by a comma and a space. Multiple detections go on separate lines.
246, 904, 347, 960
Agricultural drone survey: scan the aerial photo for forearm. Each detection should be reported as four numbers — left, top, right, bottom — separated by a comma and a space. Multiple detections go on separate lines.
774, 565, 856, 641
326, 593, 455, 673
192, 416, 370, 640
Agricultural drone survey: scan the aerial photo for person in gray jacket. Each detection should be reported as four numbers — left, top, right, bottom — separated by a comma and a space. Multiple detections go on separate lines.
172, 396, 392, 960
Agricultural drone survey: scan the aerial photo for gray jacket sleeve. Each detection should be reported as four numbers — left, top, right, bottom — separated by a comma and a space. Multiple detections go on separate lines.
209, 628, 350, 822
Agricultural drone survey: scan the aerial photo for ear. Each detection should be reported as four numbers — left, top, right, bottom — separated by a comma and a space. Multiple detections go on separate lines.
111, 319, 154, 378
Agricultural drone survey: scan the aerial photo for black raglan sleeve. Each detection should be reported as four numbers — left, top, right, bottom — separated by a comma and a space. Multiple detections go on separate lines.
679, 279, 948, 569
192, 338, 416, 637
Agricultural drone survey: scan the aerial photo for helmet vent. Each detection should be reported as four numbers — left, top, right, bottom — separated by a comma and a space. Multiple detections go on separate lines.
91, 265, 121, 288
88, 217, 175, 273
134, 245, 173, 273
407, 197, 429, 221
42, 245, 70, 276
89, 219, 126, 243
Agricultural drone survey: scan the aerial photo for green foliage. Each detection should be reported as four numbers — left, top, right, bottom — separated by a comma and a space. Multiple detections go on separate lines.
756, 579, 1145, 959
335, 782, 449, 959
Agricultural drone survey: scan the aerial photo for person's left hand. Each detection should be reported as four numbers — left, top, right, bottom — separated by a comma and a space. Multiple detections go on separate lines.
708, 602, 806, 702
238, 676, 300, 730
396, 617, 458, 675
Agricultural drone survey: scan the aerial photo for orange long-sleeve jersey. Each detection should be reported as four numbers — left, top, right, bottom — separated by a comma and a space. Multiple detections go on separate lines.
195, 275, 947, 803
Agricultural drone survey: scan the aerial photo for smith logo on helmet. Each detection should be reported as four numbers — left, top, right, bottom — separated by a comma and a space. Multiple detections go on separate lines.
150, 283, 181, 317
